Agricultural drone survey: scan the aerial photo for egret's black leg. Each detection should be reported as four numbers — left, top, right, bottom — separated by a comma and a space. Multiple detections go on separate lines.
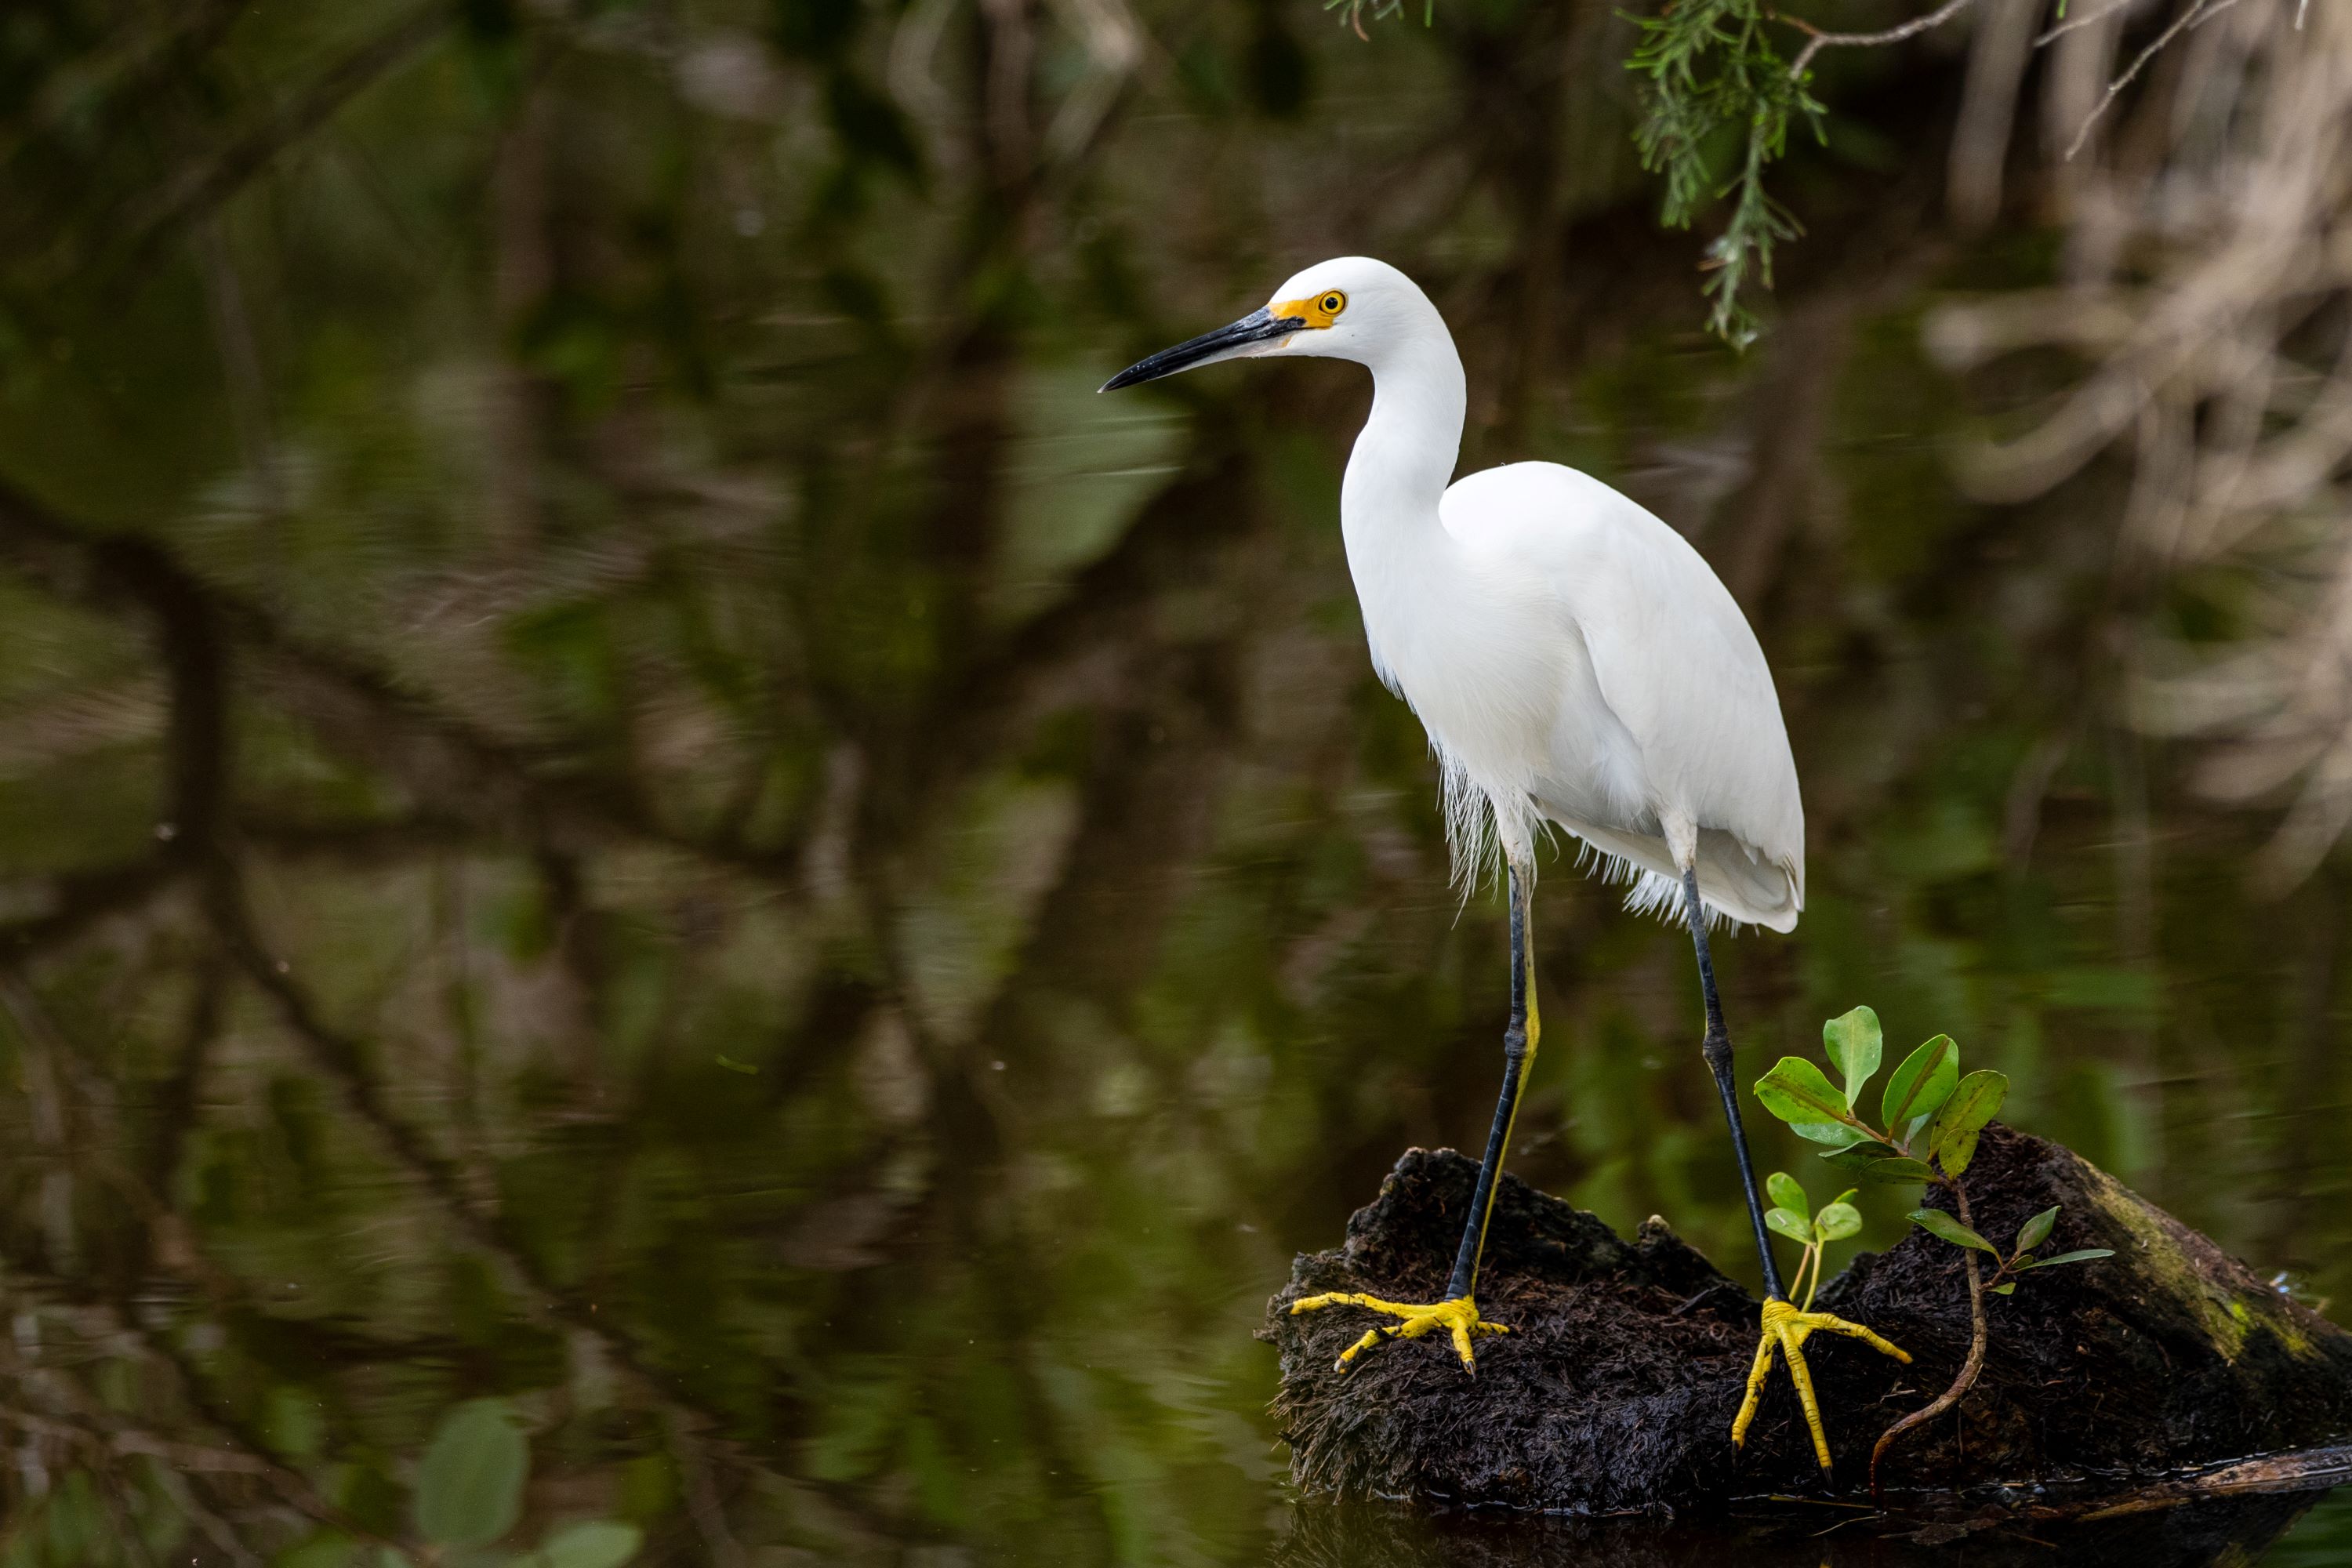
1682, 866, 1911, 1467
1289, 866, 1531, 1370
1680, 866, 1784, 1301
1446, 863, 1538, 1301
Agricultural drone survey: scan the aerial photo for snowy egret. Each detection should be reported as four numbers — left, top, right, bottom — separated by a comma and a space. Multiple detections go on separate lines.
1104, 257, 1907, 1470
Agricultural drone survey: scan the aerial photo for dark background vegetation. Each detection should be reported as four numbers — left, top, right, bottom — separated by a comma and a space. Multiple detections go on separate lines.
0, 0, 2347, 1563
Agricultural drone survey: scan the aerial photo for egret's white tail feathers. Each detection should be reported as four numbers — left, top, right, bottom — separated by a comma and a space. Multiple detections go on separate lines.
1439, 766, 1798, 931
1560, 817, 1801, 934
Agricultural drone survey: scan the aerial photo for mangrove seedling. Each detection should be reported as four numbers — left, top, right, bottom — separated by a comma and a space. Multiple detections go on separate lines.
1762, 1171, 1862, 1312
1908, 1202, 2120, 1301
1750, 1005, 2114, 1487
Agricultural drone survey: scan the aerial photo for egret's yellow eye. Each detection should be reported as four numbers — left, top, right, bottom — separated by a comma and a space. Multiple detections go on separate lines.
1269, 289, 1348, 328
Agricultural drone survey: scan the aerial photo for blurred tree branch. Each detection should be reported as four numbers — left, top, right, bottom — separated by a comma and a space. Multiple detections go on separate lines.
0, 477, 818, 893
1929, 0, 2352, 889
100, 1, 453, 294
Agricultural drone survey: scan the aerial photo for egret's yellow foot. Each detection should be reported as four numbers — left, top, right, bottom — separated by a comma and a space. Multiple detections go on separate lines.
1730, 1298, 1910, 1470
1288, 1291, 1508, 1371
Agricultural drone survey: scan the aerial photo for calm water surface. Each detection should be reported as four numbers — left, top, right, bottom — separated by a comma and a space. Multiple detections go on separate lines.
1, 5, 2348, 1564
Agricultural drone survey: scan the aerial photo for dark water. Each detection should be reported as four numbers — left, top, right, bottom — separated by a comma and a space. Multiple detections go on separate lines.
1273, 1494, 2352, 1566
0, 4, 2347, 1565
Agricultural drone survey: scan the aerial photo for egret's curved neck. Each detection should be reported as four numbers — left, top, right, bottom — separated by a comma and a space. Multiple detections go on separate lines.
1341, 323, 1468, 644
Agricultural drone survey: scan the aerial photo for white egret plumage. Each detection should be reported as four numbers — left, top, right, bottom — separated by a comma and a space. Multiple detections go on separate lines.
1104, 256, 1907, 1472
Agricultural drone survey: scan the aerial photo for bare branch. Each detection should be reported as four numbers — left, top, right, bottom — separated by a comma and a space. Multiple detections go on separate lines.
1785, 0, 1981, 82
2065, 0, 2250, 159
2036, 0, 2143, 48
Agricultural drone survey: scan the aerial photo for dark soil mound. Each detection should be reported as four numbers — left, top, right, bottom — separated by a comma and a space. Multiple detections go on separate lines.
1261, 1126, 2352, 1512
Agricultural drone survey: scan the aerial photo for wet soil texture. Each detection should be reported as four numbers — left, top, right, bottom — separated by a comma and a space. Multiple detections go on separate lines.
1261, 1125, 2352, 1511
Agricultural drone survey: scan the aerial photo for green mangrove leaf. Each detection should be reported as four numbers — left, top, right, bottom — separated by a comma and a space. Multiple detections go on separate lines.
1823, 1006, 1882, 1105
1814, 1201, 1862, 1241
1991, 1282, 2016, 1296
1820, 1147, 1933, 1183
416, 1399, 528, 1548
1929, 1067, 2004, 1175
1929, 1069, 2006, 1143
1882, 1035, 1958, 1131
533, 1520, 644, 1568
2016, 1205, 2060, 1254
1791, 1121, 1868, 1148
1929, 1069, 2008, 1177
1755, 1058, 1852, 1130
1766, 1172, 1809, 1215
1907, 1208, 1998, 1254
1766, 1207, 1813, 1244
2021, 1248, 2115, 1269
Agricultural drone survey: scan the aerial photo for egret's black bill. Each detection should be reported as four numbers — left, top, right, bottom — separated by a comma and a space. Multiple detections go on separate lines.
1101, 308, 1307, 392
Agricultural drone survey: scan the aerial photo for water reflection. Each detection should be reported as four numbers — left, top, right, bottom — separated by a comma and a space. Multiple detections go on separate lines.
1273, 1490, 2352, 1568
0, 2, 2347, 1565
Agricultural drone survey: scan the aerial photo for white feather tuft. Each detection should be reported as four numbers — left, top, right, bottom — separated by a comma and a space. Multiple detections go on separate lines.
1563, 834, 1746, 933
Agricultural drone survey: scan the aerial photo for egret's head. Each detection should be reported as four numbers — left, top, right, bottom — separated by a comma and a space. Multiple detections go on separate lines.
1101, 256, 1432, 392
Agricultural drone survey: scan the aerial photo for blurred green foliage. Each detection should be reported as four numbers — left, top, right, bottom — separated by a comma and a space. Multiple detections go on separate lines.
0, 1, 2343, 1566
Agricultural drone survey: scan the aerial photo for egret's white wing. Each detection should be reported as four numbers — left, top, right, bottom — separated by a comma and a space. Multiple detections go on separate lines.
1439, 462, 1804, 930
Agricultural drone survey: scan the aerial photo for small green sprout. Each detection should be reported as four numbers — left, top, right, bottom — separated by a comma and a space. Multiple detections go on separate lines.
1762, 1171, 1861, 1312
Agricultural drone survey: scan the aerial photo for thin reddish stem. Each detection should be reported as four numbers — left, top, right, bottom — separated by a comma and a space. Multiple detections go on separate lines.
1870, 1181, 1988, 1496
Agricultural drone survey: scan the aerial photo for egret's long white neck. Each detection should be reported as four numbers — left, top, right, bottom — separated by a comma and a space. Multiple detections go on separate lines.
1338, 314, 1468, 657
